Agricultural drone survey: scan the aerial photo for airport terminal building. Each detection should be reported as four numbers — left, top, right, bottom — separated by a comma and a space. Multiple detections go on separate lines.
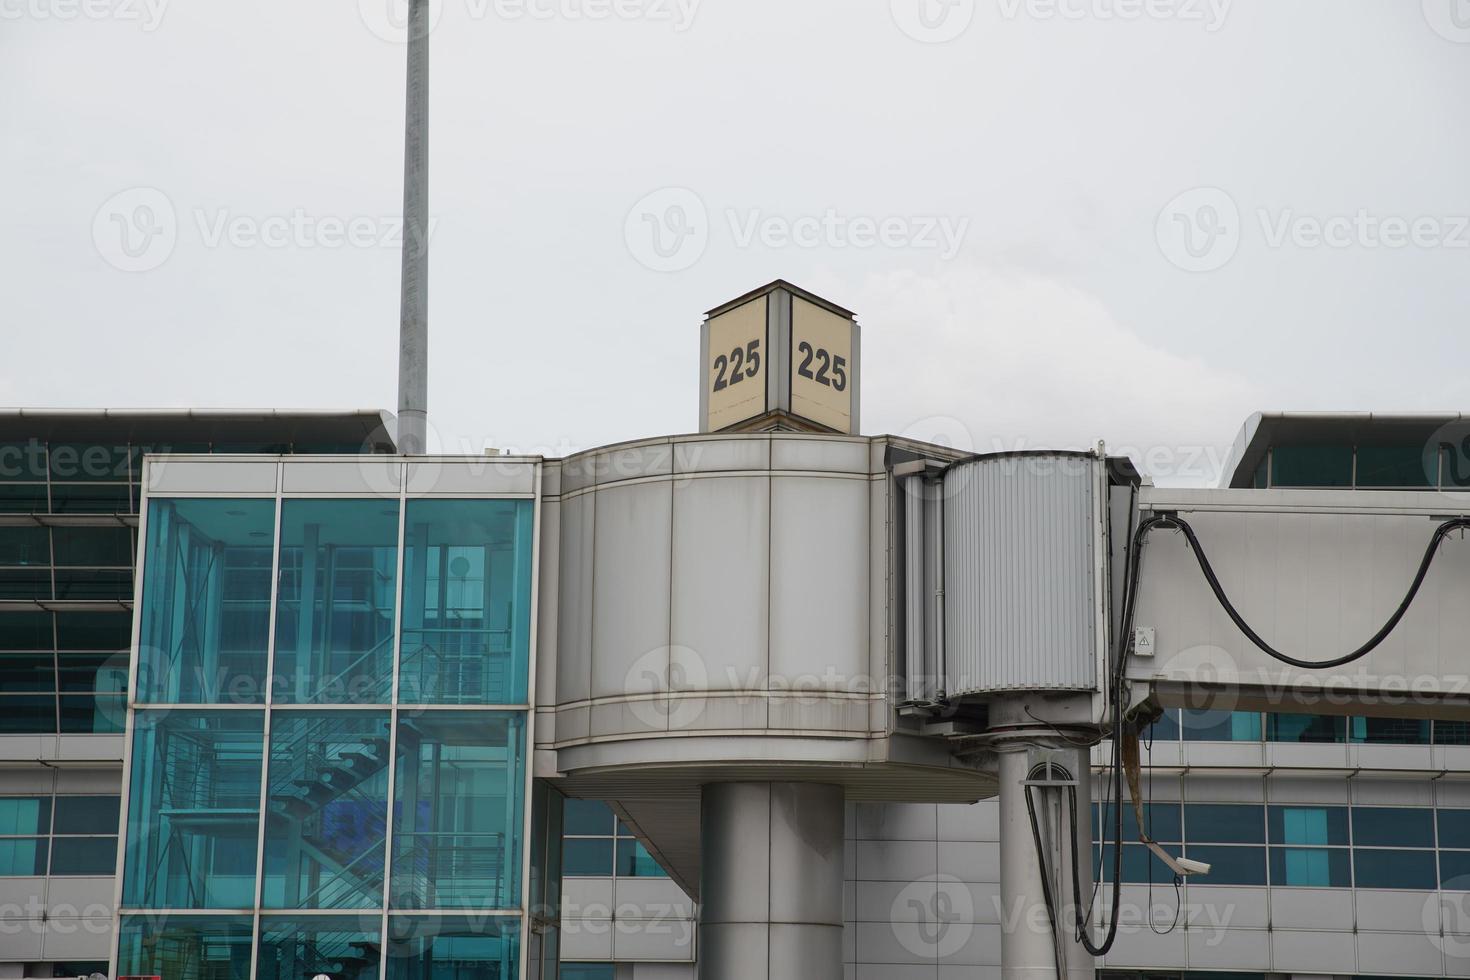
3, 284, 1470, 980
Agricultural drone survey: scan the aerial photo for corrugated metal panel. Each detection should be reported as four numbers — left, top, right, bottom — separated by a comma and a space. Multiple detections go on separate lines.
943, 454, 1100, 695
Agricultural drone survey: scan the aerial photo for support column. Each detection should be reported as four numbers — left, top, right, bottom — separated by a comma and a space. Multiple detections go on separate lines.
699, 782, 845, 980
998, 745, 1097, 980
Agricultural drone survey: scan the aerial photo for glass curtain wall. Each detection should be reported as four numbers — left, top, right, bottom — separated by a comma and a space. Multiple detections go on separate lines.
117, 492, 540, 980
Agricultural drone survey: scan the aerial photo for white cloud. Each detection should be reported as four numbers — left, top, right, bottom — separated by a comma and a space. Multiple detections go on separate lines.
844, 265, 1264, 486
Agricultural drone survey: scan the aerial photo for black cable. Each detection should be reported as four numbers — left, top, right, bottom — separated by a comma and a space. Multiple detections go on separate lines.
1024, 781, 1067, 980
1143, 514, 1470, 670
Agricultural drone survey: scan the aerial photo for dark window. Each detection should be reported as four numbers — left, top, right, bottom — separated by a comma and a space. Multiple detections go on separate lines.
1271, 445, 1353, 488
1098, 843, 1177, 884
0, 696, 56, 733
1353, 807, 1433, 848
564, 799, 616, 837
563, 838, 615, 876
1184, 804, 1265, 844
0, 653, 55, 691
1267, 713, 1345, 744
0, 486, 48, 513
52, 569, 131, 600
1094, 802, 1182, 843
52, 526, 133, 566
0, 442, 48, 481
1349, 716, 1430, 745
47, 443, 129, 482
1142, 709, 1180, 742
1436, 721, 1470, 745
615, 838, 668, 877
54, 612, 130, 651
1439, 849, 1470, 888
561, 966, 617, 980
0, 614, 52, 651
1354, 848, 1436, 889
1356, 445, 1433, 488
53, 796, 120, 835
1180, 845, 1266, 886
0, 527, 49, 566
1440, 810, 1470, 850
49, 836, 117, 875
48, 484, 130, 514
0, 568, 51, 600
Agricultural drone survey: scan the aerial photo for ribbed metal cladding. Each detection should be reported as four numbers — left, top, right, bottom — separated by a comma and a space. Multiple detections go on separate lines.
943, 453, 1101, 695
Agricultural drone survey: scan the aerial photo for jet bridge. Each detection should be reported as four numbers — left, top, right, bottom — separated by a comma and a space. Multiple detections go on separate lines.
1125, 485, 1470, 719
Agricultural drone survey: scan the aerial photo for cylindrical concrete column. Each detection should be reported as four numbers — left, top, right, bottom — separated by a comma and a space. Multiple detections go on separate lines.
998, 746, 1097, 980
999, 749, 1058, 980
699, 782, 845, 980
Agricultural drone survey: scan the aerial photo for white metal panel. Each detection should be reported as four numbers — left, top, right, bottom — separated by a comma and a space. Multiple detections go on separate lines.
770, 438, 868, 474
675, 437, 771, 474
1357, 929, 1445, 976
590, 481, 673, 699
405, 458, 537, 495
556, 492, 595, 707
1133, 489, 1470, 708
943, 455, 1101, 695
41, 915, 114, 960
770, 476, 869, 692
670, 476, 770, 693
535, 497, 562, 720
281, 458, 401, 495
144, 457, 278, 493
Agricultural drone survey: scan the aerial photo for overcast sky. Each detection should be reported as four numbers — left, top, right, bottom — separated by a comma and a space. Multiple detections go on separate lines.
5, 0, 1468, 484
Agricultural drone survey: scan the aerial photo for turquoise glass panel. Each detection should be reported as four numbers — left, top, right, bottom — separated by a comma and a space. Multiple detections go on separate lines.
0, 796, 49, 833
262, 710, 390, 909
399, 499, 533, 705
274, 499, 399, 704
121, 710, 264, 909
257, 914, 382, 980
0, 838, 47, 874
1270, 846, 1351, 886
1269, 805, 1348, 846
118, 913, 254, 980
391, 711, 525, 909
1180, 709, 1261, 742
137, 499, 276, 704
385, 915, 520, 980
